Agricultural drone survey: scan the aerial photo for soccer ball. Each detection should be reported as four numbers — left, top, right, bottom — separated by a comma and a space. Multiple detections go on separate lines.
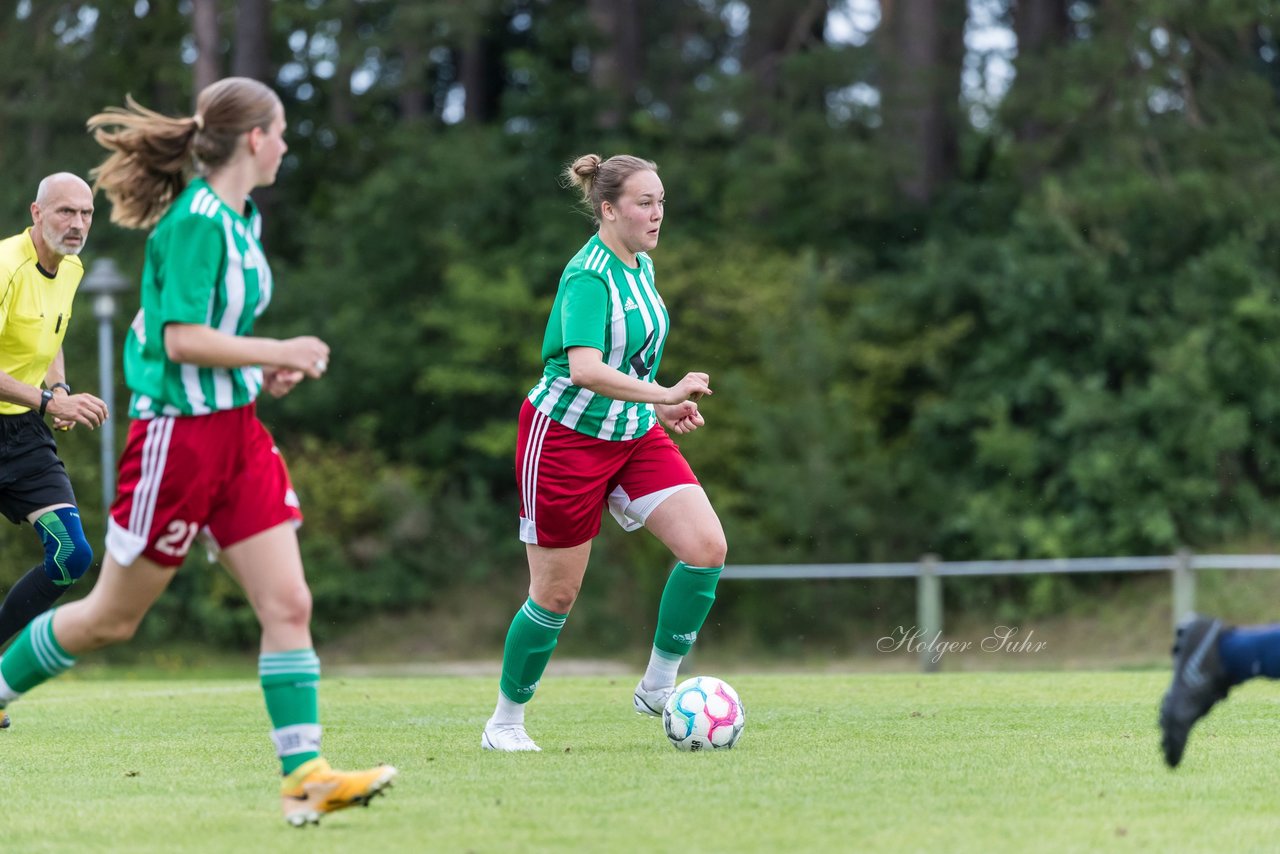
663, 676, 745, 751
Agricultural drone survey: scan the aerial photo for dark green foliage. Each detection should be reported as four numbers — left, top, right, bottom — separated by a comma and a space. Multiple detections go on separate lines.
5, 2, 1280, 651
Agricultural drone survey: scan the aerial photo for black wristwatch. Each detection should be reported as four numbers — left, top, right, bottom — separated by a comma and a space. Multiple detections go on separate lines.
50, 382, 71, 395
38, 389, 54, 417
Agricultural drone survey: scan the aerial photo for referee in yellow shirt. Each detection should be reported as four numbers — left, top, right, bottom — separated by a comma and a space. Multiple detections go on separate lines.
0, 174, 109, 728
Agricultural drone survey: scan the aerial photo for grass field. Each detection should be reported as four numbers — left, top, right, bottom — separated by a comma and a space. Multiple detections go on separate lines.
3, 670, 1279, 853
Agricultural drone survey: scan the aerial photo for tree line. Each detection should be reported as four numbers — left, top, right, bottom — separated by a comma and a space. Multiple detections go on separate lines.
2, 1, 1280, 651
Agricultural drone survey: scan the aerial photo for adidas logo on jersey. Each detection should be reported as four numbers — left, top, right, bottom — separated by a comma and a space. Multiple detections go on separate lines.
623, 297, 639, 312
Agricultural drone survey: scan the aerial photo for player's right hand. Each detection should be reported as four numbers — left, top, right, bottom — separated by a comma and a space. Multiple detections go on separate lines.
665, 372, 711, 405
279, 336, 331, 379
48, 392, 108, 430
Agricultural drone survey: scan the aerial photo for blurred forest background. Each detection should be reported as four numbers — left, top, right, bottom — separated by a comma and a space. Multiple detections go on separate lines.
3, 0, 1280, 659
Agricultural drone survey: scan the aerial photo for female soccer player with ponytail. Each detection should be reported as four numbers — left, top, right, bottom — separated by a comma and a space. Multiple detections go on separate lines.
0, 78, 395, 825
482, 153, 727, 751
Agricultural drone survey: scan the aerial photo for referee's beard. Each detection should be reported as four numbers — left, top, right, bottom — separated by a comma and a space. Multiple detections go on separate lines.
42, 222, 86, 258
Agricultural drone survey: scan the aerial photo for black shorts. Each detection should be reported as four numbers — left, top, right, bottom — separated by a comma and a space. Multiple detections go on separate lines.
0, 411, 76, 525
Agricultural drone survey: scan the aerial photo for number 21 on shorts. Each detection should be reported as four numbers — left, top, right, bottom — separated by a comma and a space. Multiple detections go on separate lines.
155, 520, 200, 557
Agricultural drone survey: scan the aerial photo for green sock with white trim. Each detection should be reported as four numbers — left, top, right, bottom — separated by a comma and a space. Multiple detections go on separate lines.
0, 609, 77, 704
654, 562, 723, 657
498, 598, 568, 705
260, 649, 322, 775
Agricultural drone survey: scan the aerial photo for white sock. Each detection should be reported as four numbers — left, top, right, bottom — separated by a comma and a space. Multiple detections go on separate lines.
642, 647, 682, 691
490, 690, 526, 726
0, 668, 18, 705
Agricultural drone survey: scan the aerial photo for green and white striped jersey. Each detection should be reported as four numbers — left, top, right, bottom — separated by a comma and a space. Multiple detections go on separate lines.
124, 179, 272, 419
528, 235, 670, 440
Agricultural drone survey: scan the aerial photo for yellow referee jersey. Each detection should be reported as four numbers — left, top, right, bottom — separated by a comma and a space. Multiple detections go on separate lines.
0, 228, 82, 415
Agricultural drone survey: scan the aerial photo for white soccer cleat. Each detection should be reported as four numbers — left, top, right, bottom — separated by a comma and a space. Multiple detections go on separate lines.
481, 720, 541, 752
633, 680, 672, 717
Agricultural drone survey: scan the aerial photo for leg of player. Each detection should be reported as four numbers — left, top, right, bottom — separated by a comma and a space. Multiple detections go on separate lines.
0, 551, 175, 721
219, 522, 396, 826
482, 541, 591, 752
1161, 615, 1280, 768
633, 487, 727, 716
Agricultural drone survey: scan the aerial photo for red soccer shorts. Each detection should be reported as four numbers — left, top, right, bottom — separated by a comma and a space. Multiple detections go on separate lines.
106, 404, 302, 568
517, 399, 700, 549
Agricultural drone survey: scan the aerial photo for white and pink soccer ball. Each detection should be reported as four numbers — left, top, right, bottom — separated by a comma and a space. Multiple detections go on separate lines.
662, 676, 746, 751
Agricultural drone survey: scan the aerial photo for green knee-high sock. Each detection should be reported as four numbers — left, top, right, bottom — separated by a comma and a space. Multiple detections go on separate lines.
499, 598, 568, 704
0, 610, 76, 703
654, 562, 723, 656
260, 649, 321, 775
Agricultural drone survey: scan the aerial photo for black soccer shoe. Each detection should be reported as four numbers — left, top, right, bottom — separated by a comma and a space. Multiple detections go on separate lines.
0, 710, 9, 729
1159, 616, 1231, 768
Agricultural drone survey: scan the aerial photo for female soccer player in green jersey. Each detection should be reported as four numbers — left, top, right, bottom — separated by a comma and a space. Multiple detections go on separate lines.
0, 78, 395, 825
483, 153, 726, 751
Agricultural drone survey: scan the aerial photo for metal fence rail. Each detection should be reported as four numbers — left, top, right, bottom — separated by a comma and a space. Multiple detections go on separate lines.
721, 551, 1280, 672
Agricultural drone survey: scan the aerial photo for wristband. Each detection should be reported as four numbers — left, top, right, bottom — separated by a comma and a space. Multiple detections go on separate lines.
38, 389, 54, 417
50, 382, 71, 395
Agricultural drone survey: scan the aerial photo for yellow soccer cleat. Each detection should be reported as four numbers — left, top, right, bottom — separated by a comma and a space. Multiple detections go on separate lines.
280, 757, 398, 827
0, 710, 9, 729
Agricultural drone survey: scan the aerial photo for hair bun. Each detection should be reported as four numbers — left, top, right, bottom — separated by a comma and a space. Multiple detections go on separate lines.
572, 154, 601, 178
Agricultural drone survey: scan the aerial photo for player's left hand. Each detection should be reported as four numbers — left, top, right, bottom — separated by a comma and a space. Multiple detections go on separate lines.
656, 401, 705, 435
52, 417, 74, 432
263, 368, 305, 398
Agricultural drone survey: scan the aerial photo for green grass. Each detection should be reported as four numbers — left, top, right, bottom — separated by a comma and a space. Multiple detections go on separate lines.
4, 671, 1280, 852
